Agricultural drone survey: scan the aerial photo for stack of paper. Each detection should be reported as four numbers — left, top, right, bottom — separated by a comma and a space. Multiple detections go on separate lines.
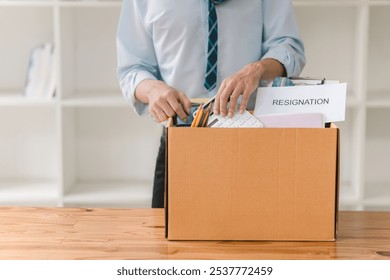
257, 113, 324, 128
24, 43, 56, 99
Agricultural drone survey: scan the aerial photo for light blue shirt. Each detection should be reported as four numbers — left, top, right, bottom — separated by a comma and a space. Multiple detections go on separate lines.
117, 0, 306, 116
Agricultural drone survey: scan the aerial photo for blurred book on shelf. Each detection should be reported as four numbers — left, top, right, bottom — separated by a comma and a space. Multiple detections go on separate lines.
24, 43, 56, 99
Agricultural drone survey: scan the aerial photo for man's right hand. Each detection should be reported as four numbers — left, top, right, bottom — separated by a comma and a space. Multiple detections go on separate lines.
135, 80, 192, 123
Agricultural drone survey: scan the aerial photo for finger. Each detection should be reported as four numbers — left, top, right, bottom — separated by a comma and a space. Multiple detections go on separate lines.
154, 107, 169, 123
151, 94, 174, 120
213, 82, 226, 115
167, 93, 190, 122
150, 110, 160, 123
177, 92, 192, 116
159, 101, 176, 119
219, 83, 233, 117
227, 86, 242, 117
239, 88, 253, 114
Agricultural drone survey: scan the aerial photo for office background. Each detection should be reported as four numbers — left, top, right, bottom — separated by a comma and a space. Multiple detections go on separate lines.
0, 0, 389, 210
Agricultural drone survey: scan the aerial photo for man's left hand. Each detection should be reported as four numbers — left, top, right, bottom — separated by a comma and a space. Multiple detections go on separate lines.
213, 58, 286, 117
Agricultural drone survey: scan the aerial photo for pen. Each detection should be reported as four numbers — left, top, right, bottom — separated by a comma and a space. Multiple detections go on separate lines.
200, 102, 212, 127
191, 103, 203, 127
195, 105, 205, 127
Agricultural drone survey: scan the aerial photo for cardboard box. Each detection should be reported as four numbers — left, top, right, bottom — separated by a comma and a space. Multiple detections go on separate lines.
165, 124, 339, 241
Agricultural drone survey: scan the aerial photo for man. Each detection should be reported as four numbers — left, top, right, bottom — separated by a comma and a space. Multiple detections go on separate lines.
117, 0, 306, 208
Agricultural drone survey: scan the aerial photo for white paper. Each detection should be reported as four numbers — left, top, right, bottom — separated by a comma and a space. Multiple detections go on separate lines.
254, 83, 347, 123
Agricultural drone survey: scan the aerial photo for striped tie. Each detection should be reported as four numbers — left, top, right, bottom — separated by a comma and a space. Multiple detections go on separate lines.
204, 0, 225, 92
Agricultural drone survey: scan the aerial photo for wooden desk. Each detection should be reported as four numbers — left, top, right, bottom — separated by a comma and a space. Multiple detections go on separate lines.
0, 208, 390, 260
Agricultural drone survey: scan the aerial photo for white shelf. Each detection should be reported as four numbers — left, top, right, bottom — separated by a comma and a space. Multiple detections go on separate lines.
61, 90, 126, 107
0, 0, 121, 7
367, 90, 390, 107
347, 93, 361, 108
370, 1, 390, 6
0, 92, 56, 107
60, 107, 161, 207
59, 5, 120, 101
0, 180, 58, 206
339, 181, 360, 209
367, 6, 390, 107
58, 0, 121, 8
364, 183, 390, 209
0, 107, 58, 184
365, 109, 390, 197
0, 1, 53, 7
295, 5, 359, 94
63, 180, 152, 208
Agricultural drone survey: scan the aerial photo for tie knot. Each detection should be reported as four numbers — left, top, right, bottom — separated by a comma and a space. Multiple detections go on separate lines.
210, 0, 225, 5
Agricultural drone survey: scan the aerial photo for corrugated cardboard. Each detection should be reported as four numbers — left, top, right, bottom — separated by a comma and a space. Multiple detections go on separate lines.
165, 124, 340, 241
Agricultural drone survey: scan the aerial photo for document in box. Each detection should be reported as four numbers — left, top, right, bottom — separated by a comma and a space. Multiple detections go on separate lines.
192, 96, 264, 128
254, 83, 347, 123
257, 113, 324, 128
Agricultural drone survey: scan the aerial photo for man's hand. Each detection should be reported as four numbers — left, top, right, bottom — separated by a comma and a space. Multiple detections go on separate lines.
135, 80, 192, 123
213, 58, 286, 117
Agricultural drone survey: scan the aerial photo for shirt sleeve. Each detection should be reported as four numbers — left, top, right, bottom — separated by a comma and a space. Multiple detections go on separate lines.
116, 0, 159, 116
261, 0, 306, 78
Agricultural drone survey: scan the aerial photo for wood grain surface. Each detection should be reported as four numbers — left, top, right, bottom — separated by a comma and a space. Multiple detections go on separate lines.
0, 208, 389, 260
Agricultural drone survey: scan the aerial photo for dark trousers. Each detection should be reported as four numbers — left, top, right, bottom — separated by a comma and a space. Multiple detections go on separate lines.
152, 129, 166, 208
